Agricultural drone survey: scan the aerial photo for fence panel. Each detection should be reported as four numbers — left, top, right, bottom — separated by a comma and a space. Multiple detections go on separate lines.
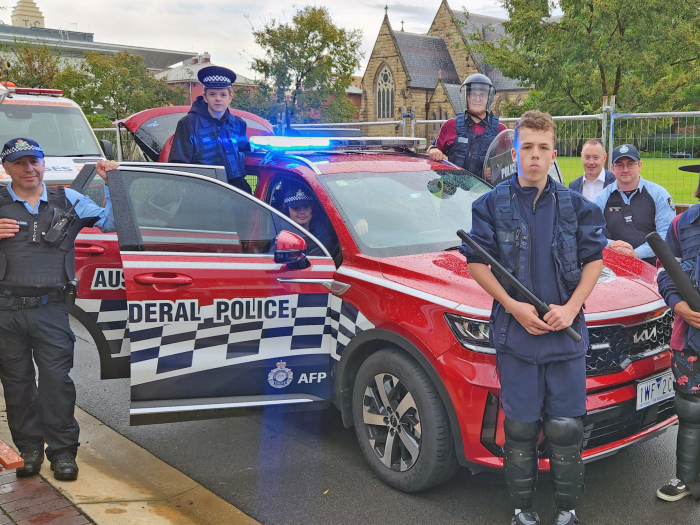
611, 112, 700, 204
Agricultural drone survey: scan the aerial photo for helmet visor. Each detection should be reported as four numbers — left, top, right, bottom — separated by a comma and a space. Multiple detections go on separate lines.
460, 83, 496, 114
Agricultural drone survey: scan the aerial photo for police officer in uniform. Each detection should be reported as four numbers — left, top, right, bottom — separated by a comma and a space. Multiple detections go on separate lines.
656, 161, 700, 502
593, 144, 675, 264
282, 187, 339, 257
463, 111, 607, 525
0, 138, 118, 481
169, 66, 251, 194
428, 73, 507, 179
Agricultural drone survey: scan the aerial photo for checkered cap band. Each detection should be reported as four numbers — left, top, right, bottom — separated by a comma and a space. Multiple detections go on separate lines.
1, 142, 43, 160
203, 75, 231, 84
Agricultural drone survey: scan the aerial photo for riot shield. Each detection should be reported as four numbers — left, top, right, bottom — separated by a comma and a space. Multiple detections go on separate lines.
483, 129, 564, 186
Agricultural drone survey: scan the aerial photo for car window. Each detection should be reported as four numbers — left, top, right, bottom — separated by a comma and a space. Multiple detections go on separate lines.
81, 171, 107, 207
120, 171, 276, 254
320, 169, 491, 257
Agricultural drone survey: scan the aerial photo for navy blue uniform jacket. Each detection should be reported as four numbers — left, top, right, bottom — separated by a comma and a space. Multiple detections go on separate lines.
463, 176, 607, 364
569, 169, 615, 194
169, 97, 249, 180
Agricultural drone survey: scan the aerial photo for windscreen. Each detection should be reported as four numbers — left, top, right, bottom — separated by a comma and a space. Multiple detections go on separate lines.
0, 102, 102, 157
320, 169, 491, 257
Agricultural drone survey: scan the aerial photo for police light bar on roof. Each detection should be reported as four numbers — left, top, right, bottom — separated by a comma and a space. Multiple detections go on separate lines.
249, 136, 426, 152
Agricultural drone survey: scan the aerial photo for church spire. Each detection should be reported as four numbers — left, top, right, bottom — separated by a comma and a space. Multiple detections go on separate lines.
11, 0, 45, 28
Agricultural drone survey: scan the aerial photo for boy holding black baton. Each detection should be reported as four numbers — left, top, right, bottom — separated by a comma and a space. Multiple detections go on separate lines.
654, 162, 700, 503
462, 111, 607, 525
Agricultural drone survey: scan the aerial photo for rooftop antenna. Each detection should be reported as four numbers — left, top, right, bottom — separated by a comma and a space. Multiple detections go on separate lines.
401, 20, 404, 31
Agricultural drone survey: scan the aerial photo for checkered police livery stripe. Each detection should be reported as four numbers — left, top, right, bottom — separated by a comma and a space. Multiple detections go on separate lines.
75, 299, 131, 357
328, 295, 374, 360
127, 293, 374, 387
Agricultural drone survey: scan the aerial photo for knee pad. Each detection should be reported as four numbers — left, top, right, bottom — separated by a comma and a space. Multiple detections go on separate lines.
505, 418, 541, 444
675, 392, 700, 426
543, 416, 584, 510
503, 418, 540, 509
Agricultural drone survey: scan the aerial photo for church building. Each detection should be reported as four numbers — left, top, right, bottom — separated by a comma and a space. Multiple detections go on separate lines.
359, 0, 530, 139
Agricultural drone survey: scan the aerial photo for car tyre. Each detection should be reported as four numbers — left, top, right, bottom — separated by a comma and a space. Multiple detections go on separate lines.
352, 348, 458, 492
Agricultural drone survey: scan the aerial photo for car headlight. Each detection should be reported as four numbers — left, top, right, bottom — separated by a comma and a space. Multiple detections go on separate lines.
444, 313, 495, 354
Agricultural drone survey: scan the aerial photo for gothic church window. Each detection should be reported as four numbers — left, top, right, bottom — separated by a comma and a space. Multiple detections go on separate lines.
376, 66, 394, 119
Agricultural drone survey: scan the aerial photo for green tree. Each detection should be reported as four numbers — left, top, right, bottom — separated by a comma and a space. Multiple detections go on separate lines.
230, 83, 284, 123
460, 0, 700, 116
248, 5, 363, 123
79, 51, 186, 119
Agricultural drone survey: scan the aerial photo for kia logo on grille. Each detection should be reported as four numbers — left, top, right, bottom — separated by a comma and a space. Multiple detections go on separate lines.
633, 326, 657, 344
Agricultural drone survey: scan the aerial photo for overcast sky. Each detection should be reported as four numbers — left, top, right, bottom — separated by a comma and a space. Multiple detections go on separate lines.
31, 0, 508, 79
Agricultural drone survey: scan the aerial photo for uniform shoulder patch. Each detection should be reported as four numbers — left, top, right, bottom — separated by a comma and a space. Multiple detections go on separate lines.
669, 196, 676, 211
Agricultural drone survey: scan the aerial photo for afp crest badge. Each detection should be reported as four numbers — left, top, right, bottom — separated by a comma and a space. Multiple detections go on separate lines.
268, 361, 294, 389
619, 145, 629, 154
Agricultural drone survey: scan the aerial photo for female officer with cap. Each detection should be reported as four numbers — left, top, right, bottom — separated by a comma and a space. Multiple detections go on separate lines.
282, 187, 339, 257
169, 65, 252, 194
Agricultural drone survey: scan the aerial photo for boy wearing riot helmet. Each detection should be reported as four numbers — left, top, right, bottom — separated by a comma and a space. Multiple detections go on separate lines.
428, 73, 507, 179
463, 111, 607, 525
169, 65, 252, 194
655, 162, 700, 502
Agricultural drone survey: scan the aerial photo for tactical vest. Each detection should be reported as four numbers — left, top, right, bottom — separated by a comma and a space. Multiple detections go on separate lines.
677, 204, 700, 265
0, 186, 93, 294
447, 113, 500, 179
192, 117, 245, 181
494, 181, 581, 303
603, 187, 658, 265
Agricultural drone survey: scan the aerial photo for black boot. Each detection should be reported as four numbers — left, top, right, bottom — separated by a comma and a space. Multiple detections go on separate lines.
512, 510, 540, 525
672, 393, 700, 500
51, 457, 78, 481
15, 449, 43, 477
552, 510, 579, 525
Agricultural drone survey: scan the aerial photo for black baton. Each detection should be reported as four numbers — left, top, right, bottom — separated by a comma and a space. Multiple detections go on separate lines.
647, 231, 700, 311
457, 229, 582, 343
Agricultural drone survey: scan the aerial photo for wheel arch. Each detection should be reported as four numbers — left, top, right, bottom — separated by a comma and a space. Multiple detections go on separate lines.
335, 328, 467, 466
69, 304, 130, 380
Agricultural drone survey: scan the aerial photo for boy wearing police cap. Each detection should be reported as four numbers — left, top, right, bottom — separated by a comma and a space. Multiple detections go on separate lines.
169, 65, 252, 194
0, 138, 118, 481
655, 161, 700, 503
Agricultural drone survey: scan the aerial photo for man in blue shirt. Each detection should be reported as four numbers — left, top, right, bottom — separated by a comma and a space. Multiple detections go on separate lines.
593, 144, 676, 264
0, 138, 117, 482
463, 111, 607, 525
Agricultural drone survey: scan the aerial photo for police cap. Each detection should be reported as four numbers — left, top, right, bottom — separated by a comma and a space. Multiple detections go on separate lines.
198, 66, 237, 89
284, 188, 315, 208
0, 138, 44, 163
679, 163, 700, 173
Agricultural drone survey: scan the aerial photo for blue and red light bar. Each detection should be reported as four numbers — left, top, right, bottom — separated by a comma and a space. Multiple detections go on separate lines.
249, 136, 426, 152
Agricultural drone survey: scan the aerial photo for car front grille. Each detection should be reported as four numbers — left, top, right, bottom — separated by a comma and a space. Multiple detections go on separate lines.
586, 311, 673, 377
582, 397, 676, 451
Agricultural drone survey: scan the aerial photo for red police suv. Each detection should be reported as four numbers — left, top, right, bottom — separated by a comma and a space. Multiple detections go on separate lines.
68, 119, 676, 493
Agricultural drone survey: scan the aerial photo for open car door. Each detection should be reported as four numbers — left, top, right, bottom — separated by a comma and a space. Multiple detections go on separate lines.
105, 166, 337, 425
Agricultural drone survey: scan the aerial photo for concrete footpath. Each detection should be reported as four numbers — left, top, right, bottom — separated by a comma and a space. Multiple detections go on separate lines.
0, 395, 261, 525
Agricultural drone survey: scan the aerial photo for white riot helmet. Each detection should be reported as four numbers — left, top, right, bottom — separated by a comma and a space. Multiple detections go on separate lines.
459, 73, 496, 115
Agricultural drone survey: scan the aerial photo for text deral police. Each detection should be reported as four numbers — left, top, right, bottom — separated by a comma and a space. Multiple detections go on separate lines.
129, 298, 293, 324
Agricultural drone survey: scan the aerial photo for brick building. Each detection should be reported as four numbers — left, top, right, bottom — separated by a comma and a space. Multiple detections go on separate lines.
359, 0, 530, 139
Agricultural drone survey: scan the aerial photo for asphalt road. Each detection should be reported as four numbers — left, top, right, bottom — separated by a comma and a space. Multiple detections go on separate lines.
70, 319, 700, 525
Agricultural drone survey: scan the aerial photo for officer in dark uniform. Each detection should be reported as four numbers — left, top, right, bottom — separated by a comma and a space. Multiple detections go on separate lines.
169, 66, 251, 194
282, 187, 339, 257
0, 138, 118, 481
593, 144, 675, 264
463, 111, 607, 525
656, 161, 700, 502
428, 73, 508, 180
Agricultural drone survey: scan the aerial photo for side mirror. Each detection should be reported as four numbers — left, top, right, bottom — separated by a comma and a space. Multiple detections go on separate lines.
100, 139, 114, 160
274, 231, 311, 269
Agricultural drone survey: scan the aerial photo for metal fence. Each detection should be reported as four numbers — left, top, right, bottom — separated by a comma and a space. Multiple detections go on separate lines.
292, 101, 700, 204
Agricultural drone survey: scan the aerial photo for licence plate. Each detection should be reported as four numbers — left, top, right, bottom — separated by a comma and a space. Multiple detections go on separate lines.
636, 371, 675, 411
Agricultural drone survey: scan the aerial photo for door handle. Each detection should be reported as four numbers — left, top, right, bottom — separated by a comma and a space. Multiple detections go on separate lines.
75, 243, 105, 255
134, 272, 194, 287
